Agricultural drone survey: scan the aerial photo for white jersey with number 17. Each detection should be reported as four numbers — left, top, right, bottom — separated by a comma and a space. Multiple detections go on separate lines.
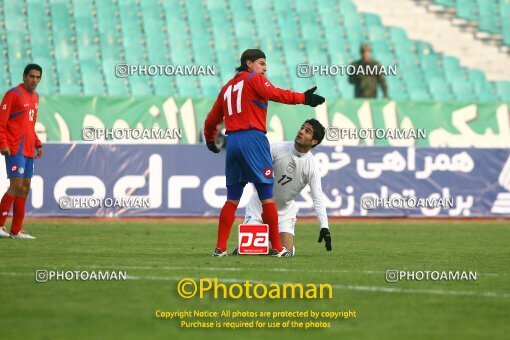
245, 141, 329, 229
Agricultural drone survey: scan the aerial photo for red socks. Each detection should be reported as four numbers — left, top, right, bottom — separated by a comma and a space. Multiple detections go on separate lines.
216, 201, 237, 252
262, 201, 282, 252
0, 193, 15, 227
10, 196, 27, 236
216, 200, 282, 253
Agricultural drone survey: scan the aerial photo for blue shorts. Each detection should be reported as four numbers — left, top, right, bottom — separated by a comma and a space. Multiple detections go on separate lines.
225, 130, 274, 186
5, 152, 35, 178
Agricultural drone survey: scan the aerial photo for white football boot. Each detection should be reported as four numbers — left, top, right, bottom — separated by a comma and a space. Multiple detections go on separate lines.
0, 227, 10, 238
10, 230, 36, 239
212, 248, 228, 257
270, 247, 293, 257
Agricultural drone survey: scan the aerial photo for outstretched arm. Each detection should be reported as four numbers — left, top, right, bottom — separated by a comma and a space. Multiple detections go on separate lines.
309, 165, 331, 251
251, 74, 325, 107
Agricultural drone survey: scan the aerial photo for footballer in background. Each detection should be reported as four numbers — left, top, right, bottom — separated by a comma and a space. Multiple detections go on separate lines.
0, 64, 43, 239
238, 119, 331, 256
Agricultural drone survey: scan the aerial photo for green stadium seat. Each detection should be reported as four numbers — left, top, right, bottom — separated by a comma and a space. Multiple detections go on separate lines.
435, 0, 455, 7
455, 0, 478, 21
501, 1, 510, 45
377, 53, 394, 66
371, 41, 392, 56
175, 76, 200, 98
75, 18, 99, 61
427, 77, 451, 96
118, 1, 147, 62
337, 76, 354, 99
4, 3, 25, 32
342, 13, 362, 28
278, 15, 300, 41
414, 41, 434, 56
207, 0, 227, 11
130, 77, 153, 96
56, 61, 82, 95
314, 76, 338, 98
345, 30, 364, 54
212, 29, 233, 51
153, 76, 176, 97
368, 26, 387, 42
321, 11, 341, 27
474, 83, 497, 102
283, 47, 307, 66
408, 88, 431, 101
301, 22, 321, 41
96, 3, 125, 63
476, 90, 497, 102
141, 8, 168, 64
234, 20, 255, 38
451, 80, 474, 99
420, 54, 443, 79
81, 59, 105, 96
393, 38, 415, 57
478, 0, 498, 34
308, 48, 329, 65
228, 1, 251, 17
442, 56, 465, 82
251, 0, 272, 12
266, 63, 285, 78
494, 81, 510, 101
289, 74, 315, 91
339, 1, 358, 17
200, 76, 221, 97
27, 2, 51, 56
274, 0, 292, 13
364, 14, 383, 28
389, 27, 408, 43
102, 59, 128, 96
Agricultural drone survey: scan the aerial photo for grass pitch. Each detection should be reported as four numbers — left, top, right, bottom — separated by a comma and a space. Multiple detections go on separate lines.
0, 218, 508, 339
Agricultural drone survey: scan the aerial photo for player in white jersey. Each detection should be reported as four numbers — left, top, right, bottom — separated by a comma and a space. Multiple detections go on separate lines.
241, 119, 331, 256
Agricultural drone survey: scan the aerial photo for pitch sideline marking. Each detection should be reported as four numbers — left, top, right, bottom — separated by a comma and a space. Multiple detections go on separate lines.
87, 265, 507, 277
1, 271, 508, 299
127, 275, 510, 299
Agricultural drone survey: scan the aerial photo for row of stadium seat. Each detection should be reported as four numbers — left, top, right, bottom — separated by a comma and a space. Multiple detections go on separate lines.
433, 0, 510, 45
0, 0, 509, 101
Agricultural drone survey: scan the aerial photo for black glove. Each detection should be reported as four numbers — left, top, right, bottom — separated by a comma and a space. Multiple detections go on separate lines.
304, 86, 325, 107
318, 228, 332, 251
206, 141, 220, 153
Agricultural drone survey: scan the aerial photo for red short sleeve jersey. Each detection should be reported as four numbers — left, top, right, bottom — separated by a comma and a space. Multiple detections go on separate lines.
0, 84, 42, 158
204, 71, 305, 142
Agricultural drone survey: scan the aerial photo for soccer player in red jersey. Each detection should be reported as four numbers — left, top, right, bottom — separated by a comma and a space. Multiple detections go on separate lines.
0, 64, 44, 239
204, 49, 325, 257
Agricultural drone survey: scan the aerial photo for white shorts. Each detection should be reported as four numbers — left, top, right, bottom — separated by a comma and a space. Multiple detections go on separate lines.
243, 210, 297, 236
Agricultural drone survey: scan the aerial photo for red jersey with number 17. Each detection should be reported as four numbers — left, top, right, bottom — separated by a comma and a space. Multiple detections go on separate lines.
0, 84, 42, 158
204, 71, 305, 142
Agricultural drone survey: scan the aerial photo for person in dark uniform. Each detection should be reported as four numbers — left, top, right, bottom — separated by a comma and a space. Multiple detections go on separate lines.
348, 44, 388, 99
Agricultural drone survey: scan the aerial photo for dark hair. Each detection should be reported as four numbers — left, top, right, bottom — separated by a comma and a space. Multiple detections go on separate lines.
235, 49, 266, 72
304, 118, 325, 148
23, 63, 43, 76
360, 43, 372, 53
